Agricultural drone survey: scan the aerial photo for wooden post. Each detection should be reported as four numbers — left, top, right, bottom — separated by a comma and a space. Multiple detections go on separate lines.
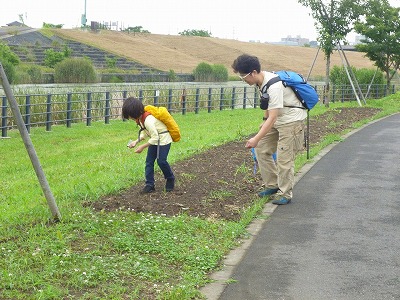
0, 62, 61, 221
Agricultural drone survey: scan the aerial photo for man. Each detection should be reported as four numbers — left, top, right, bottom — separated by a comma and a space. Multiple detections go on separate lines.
232, 54, 306, 205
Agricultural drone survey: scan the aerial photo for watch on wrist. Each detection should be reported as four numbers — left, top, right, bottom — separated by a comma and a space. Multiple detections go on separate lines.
262, 117, 268, 121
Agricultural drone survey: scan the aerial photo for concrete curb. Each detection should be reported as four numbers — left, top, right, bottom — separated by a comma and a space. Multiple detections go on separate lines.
199, 115, 392, 300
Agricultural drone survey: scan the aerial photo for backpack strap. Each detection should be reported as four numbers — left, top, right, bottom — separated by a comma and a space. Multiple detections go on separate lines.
261, 76, 281, 94
262, 76, 305, 110
135, 112, 151, 142
259, 76, 281, 110
135, 111, 151, 127
284, 105, 307, 109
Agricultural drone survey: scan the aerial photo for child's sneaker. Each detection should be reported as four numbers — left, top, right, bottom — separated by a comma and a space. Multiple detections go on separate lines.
165, 179, 175, 192
141, 185, 155, 194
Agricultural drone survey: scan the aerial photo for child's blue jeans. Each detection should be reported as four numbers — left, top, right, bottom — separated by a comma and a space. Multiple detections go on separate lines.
145, 143, 174, 187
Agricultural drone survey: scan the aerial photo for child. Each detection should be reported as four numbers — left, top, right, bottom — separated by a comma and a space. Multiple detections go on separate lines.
122, 97, 175, 193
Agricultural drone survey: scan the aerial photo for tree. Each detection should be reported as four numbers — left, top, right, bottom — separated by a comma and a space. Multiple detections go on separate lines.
42, 22, 63, 29
0, 42, 20, 83
298, 0, 364, 106
123, 26, 150, 34
18, 13, 25, 25
179, 29, 211, 37
354, 0, 400, 92
0, 43, 20, 66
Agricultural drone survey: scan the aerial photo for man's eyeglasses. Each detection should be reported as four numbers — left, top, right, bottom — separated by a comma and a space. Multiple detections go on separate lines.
238, 72, 252, 80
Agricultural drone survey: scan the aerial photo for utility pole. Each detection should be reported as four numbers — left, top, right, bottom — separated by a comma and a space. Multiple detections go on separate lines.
0, 62, 61, 222
81, 0, 87, 27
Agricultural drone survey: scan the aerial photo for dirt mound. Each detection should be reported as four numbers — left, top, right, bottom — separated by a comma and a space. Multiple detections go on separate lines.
52, 29, 374, 76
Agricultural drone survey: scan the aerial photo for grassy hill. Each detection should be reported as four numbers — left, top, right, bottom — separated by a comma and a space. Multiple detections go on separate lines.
51, 28, 375, 78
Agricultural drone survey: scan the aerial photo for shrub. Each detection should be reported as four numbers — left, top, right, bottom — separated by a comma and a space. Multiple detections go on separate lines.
109, 75, 124, 83
26, 65, 43, 83
0, 60, 16, 83
44, 49, 65, 68
14, 69, 31, 84
193, 62, 228, 82
54, 57, 97, 83
330, 66, 385, 85
193, 62, 213, 82
356, 68, 385, 85
0, 42, 20, 66
63, 45, 72, 58
0, 42, 19, 83
106, 56, 117, 69
212, 64, 228, 82
168, 69, 177, 82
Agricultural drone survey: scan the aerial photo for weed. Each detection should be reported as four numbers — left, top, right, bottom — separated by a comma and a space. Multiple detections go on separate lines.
226, 278, 238, 284
234, 161, 249, 177
209, 189, 234, 200
180, 172, 197, 181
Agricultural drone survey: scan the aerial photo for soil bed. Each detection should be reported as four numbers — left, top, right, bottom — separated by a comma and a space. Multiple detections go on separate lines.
90, 107, 381, 221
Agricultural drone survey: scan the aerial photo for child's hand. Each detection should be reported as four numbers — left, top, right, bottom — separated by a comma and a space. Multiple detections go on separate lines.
134, 145, 145, 153
127, 140, 138, 148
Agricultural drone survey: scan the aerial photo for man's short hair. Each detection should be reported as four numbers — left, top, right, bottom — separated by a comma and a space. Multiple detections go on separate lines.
232, 54, 261, 74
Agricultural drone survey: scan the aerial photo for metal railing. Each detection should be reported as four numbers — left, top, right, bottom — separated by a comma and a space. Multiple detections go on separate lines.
1, 85, 259, 137
0, 83, 396, 138
330, 84, 397, 103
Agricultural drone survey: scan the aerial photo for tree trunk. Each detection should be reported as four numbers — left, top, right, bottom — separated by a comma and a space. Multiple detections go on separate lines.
386, 78, 391, 95
325, 53, 331, 107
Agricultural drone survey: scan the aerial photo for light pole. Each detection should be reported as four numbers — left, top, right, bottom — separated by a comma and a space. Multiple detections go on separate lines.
81, 0, 87, 27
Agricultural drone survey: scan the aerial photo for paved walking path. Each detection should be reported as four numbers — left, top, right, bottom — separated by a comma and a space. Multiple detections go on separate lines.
201, 113, 400, 300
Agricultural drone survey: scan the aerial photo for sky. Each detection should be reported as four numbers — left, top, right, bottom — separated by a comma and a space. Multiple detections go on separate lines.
1, 0, 400, 44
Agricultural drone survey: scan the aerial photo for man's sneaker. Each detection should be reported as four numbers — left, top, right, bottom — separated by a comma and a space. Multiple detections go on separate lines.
165, 179, 175, 192
272, 197, 291, 205
258, 188, 279, 198
141, 185, 155, 194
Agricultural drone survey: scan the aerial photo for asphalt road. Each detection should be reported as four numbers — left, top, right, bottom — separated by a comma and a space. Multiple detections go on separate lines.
218, 113, 400, 300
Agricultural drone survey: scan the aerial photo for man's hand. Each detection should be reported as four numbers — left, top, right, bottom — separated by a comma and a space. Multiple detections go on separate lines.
246, 137, 258, 149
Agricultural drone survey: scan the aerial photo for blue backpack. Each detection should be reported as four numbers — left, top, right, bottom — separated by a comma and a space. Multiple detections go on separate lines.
262, 70, 319, 110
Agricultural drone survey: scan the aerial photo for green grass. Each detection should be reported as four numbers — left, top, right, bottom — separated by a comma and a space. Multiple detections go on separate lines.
1, 95, 400, 299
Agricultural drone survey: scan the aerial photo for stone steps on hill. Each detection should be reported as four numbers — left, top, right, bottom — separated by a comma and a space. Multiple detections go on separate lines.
4, 29, 165, 74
